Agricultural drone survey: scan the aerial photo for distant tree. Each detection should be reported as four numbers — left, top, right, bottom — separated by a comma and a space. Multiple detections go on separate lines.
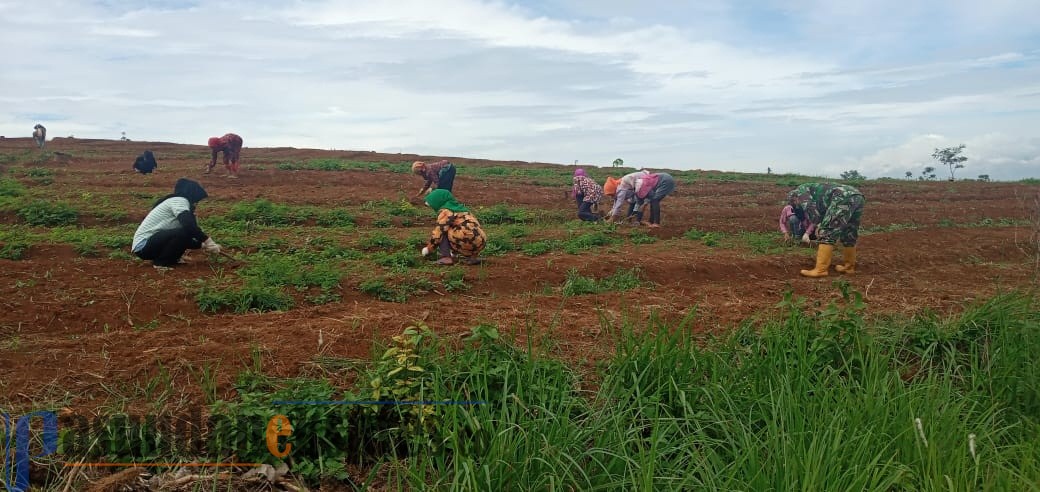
840, 170, 866, 182
919, 166, 937, 181
905, 171, 913, 180
932, 144, 967, 181
612, 158, 624, 168
120, 131, 128, 142
978, 174, 990, 182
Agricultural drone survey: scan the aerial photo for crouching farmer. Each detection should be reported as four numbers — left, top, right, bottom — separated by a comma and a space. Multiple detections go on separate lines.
133, 150, 158, 174
572, 168, 604, 221
779, 203, 815, 244
132, 178, 221, 270
787, 183, 865, 278
420, 189, 486, 265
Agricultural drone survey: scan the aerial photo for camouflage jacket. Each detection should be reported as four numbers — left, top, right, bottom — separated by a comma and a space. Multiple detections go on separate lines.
787, 183, 863, 225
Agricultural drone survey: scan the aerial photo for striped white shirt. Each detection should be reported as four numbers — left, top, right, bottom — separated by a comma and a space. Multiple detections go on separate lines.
132, 197, 192, 252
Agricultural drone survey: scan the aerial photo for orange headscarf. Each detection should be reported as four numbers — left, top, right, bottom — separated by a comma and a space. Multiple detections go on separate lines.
603, 176, 620, 195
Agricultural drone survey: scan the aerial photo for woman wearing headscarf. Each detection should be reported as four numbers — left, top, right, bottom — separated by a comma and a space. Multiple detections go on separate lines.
133, 150, 158, 174
132, 178, 221, 269
606, 170, 649, 224
420, 189, 486, 265
412, 160, 456, 197
571, 168, 604, 221
632, 172, 676, 228
205, 133, 243, 178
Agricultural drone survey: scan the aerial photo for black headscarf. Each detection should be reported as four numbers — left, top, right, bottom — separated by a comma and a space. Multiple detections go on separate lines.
134, 150, 157, 174
152, 178, 208, 210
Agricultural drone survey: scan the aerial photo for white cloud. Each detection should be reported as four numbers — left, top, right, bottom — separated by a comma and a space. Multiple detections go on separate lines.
87, 26, 159, 37
0, 0, 1037, 178
842, 133, 1040, 181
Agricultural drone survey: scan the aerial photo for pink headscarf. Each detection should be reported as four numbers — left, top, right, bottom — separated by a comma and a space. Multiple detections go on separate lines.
574, 168, 586, 177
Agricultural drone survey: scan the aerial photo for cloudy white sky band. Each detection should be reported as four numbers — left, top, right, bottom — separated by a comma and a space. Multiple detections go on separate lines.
1, 0, 1038, 179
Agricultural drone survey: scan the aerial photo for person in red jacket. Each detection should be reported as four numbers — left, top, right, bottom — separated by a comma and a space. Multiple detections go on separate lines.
205, 133, 243, 178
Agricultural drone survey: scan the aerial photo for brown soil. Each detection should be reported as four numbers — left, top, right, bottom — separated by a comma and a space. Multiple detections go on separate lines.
1, 137, 1038, 413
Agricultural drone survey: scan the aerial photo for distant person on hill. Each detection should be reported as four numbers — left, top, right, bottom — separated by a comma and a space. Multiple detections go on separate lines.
132, 178, 221, 270
412, 160, 456, 197
571, 168, 604, 221
606, 170, 649, 224
133, 150, 158, 175
779, 204, 815, 244
206, 133, 243, 178
632, 172, 676, 228
787, 183, 865, 278
420, 189, 486, 265
32, 124, 46, 149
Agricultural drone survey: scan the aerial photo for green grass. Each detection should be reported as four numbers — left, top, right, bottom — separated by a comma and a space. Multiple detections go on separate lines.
521, 239, 562, 256
0, 242, 29, 260
54, 289, 1040, 490
561, 267, 645, 296
277, 158, 411, 173
226, 199, 314, 226
476, 203, 532, 224
359, 274, 435, 302
193, 278, 295, 313
17, 200, 78, 226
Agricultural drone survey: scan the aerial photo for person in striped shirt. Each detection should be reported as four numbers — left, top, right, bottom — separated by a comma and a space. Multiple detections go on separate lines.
132, 178, 221, 270
206, 133, 243, 178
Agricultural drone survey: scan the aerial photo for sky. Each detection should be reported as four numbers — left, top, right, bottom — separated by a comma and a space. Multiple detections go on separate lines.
1, 0, 1038, 180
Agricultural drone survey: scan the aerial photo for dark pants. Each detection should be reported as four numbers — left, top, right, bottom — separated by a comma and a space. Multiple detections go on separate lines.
646, 174, 675, 225
438, 164, 456, 192
438, 235, 452, 257
134, 228, 202, 267
578, 201, 600, 221
787, 215, 806, 237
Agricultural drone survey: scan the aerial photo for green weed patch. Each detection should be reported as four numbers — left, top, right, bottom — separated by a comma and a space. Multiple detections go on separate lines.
561, 267, 644, 296
18, 200, 78, 226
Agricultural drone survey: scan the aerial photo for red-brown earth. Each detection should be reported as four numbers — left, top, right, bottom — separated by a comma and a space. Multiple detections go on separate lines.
1, 137, 1037, 414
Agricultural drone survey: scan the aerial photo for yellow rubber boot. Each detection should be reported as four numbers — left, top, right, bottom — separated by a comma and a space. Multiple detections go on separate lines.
800, 243, 834, 278
835, 246, 856, 274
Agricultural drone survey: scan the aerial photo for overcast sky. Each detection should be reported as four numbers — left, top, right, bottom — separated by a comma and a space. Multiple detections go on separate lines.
2, 1, 1038, 179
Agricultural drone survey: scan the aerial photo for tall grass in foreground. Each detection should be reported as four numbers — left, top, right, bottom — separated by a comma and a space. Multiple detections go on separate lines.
45, 289, 1040, 491
402, 288, 1040, 491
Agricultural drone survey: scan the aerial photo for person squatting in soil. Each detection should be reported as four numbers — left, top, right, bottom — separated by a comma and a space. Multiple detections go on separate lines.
572, 168, 605, 221
421, 189, 486, 266
787, 182, 865, 278
133, 150, 158, 174
412, 160, 457, 197
606, 170, 650, 224
132, 178, 221, 269
632, 172, 676, 228
779, 203, 815, 244
206, 133, 243, 178
32, 124, 46, 149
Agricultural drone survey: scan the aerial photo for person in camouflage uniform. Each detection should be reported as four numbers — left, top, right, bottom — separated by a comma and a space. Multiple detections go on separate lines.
421, 189, 486, 265
786, 183, 865, 277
